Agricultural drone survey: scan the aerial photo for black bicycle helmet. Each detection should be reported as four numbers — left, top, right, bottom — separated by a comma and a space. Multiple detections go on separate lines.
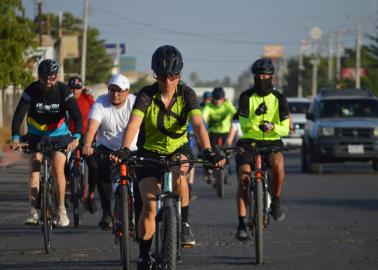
38, 59, 59, 78
251, 58, 274, 75
151, 45, 183, 75
203, 91, 212, 99
68, 76, 83, 89
212, 87, 225, 100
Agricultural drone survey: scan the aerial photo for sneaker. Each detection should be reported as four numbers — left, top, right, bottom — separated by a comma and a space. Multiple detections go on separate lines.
236, 224, 248, 241
99, 213, 113, 230
86, 197, 98, 214
137, 257, 152, 270
270, 197, 286, 222
182, 222, 195, 246
24, 210, 39, 226
56, 210, 70, 227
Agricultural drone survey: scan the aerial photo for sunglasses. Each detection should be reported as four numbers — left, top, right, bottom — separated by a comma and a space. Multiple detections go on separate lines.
154, 73, 181, 81
108, 86, 127, 94
41, 74, 57, 82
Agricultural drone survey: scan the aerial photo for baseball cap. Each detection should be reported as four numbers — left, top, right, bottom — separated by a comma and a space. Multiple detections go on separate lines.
108, 74, 130, 90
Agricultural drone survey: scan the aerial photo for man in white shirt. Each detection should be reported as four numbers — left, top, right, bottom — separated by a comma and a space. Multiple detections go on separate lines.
83, 74, 138, 229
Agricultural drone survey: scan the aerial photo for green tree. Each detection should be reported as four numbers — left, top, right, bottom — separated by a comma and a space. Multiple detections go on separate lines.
37, 12, 112, 85
0, 0, 36, 126
284, 54, 343, 97
340, 45, 378, 95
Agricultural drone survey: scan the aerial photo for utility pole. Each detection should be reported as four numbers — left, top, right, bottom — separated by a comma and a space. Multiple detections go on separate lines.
310, 59, 319, 96
355, 19, 362, 89
38, 1, 42, 46
59, 12, 64, 81
81, 0, 89, 84
328, 33, 334, 82
336, 31, 342, 81
297, 49, 304, 97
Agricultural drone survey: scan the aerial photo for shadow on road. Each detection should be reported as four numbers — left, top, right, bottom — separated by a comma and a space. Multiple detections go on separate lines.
0, 260, 125, 270
287, 198, 378, 211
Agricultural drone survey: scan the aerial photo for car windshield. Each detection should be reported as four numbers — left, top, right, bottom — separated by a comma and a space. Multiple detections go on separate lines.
288, 102, 310, 114
318, 99, 378, 118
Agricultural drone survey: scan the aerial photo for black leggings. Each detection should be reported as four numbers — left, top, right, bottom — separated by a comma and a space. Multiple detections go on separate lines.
84, 154, 98, 193
95, 145, 114, 215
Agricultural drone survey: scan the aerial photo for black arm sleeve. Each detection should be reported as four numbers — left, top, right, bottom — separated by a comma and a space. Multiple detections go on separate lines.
11, 96, 29, 138
238, 89, 253, 117
278, 93, 290, 121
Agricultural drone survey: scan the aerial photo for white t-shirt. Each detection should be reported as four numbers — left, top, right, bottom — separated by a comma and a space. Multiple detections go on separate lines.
89, 94, 138, 151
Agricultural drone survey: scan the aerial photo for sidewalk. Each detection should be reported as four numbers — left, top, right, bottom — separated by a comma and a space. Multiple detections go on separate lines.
0, 145, 28, 168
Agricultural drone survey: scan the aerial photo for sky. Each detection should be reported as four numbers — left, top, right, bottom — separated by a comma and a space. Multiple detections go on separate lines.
22, 0, 378, 84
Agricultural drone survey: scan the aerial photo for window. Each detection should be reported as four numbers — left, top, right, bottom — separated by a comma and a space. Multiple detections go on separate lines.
318, 99, 378, 118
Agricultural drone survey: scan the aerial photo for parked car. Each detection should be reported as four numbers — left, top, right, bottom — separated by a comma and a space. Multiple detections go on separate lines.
301, 88, 378, 173
282, 97, 311, 148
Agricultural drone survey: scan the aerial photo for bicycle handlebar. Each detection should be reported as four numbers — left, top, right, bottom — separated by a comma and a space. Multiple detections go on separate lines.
226, 143, 286, 155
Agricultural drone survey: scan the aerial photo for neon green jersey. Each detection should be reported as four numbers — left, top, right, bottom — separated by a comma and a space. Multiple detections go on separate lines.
202, 100, 237, 134
238, 89, 290, 140
132, 82, 201, 155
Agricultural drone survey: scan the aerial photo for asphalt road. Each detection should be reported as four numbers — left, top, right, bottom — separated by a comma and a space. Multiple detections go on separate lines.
0, 151, 378, 270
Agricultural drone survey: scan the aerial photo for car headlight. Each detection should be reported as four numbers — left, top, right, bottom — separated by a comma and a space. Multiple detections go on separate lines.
318, 127, 335, 136
374, 127, 378, 136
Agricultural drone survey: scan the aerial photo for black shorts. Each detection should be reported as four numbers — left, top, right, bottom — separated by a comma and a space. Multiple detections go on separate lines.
26, 133, 72, 153
209, 133, 228, 148
235, 139, 283, 168
136, 144, 194, 181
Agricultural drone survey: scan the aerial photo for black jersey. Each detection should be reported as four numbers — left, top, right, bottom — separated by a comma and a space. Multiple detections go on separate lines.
11, 81, 82, 140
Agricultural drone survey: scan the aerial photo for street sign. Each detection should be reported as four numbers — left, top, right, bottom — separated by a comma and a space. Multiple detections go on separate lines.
120, 56, 136, 72
263, 45, 284, 58
105, 43, 126, 55
310, 27, 323, 40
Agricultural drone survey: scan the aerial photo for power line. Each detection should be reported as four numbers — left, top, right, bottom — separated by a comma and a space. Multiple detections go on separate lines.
93, 7, 299, 46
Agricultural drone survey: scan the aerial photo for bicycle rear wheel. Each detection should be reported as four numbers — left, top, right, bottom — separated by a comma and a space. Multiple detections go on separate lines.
254, 181, 264, 264
156, 198, 177, 270
119, 185, 130, 270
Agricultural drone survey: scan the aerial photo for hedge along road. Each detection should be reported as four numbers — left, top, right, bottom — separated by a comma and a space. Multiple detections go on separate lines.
0, 151, 377, 270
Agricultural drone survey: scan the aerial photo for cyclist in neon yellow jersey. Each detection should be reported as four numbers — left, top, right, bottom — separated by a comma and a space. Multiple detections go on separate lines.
112, 45, 225, 270
202, 87, 237, 147
235, 58, 290, 240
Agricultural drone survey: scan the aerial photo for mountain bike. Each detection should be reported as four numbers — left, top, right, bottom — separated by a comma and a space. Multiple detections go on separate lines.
236, 142, 282, 264
21, 136, 66, 254
67, 146, 88, 227
95, 149, 139, 270
205, 136, 230, 198
135, 156, 209, 270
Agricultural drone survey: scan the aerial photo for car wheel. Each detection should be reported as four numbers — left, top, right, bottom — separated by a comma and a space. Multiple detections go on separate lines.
373, 160, 378, 172
303, 143, 322, 174
310, 163, 322, 174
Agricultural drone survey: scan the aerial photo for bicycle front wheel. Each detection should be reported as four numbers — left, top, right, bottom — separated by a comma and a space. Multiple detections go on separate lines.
157, 198, 177, 270
119, 185, 130, 270
41, 180, 51, 254
254, 180, 264, 264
